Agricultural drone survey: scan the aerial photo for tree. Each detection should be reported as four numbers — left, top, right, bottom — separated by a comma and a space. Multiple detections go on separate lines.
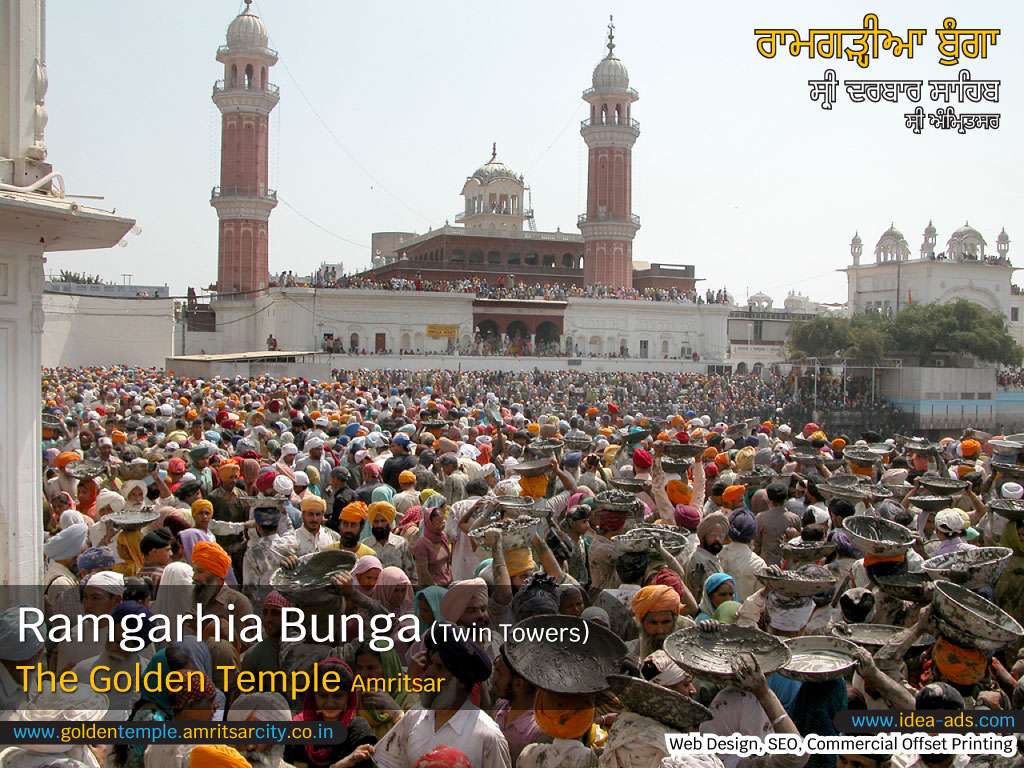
847, 312, 891, 363
887, 299, 1022, 366
787, 315, 851, 359
54, 270, 103, 284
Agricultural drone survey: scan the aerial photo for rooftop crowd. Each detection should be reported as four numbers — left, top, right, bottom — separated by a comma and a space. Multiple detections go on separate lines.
12, 365, 1024, 768
270, 272, 732, 306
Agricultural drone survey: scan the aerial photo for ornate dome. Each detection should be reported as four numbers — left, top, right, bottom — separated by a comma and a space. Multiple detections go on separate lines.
924, 219, 936, 235
951, 221, 986, 243
592, 55, 629, 90
851, 232, 862, 245
998, 227, 1010, 243
226, 3, 269, 50
470, 145, 522, 185
878, 224, 904, 243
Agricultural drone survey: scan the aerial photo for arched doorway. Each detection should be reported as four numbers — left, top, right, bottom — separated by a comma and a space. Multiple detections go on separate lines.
477, 319, 499, 338
535, 321, 560, 353
506, 320, 529, 340
349, 333, 360, 353
735, 362, 748, 375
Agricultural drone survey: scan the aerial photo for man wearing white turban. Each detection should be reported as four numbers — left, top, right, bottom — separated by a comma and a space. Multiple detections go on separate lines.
227, 691, 292, 768
0, 605, 46, 711
43, 522, 89, 669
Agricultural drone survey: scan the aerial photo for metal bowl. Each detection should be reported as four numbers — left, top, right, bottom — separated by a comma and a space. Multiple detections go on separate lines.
908, 495, 955, 513
932, 580, 1024, 652
420, 419, 448, 432
991, 462, 1024, 482
662, 442, 708, 459
830, 623, 935, 652
595, 489, 643, 513
780, 636, 859, 682
661, 458, 693, 474
917, 476, 969, 495
113, 462, 157, 481
923, 547, 1013, 590
563, 436, 593, 451
504, 615, 627, 694
64, 459, 108, 480
623, 429, 650, 444
823, 458, 844, 471
868, 484, 894, 501
844, 449, 879, 466
818, 482, 871, 502
989, 499, 1024, 522
904, 440, 939, 455
872, 571, 934, 603
612, 531, 657, 554
469, 517, 538, 550
529, 439, 564, 457
737, 467, 775, 489
270, 550, 358, 594
609, 477, 648, 494
987, 439, 1023, 455
494, 495, 536, 516
757, 569, 837, 597
665, 625, 791, 683
510, 459, 552, 478
842, 516, 916, 557
42, 413, 62, 430
606, 675, 712, 731
614, 524, 688, 555
868, 443, 895, 457
104, 509, 160, 531
791, 452, 822, 466
782, 540, 837, 564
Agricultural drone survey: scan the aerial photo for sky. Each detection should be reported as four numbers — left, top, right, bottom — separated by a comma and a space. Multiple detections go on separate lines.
41, 1, 1021, 305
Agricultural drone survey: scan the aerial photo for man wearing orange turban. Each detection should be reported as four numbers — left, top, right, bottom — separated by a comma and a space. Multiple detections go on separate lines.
47, 451, 83, 501
630, 585, 681, 658
188, 744, 252, 767
192, 540, 253, 623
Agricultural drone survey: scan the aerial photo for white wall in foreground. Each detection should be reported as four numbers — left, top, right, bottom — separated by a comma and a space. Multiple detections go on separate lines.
42, 293, 174, 368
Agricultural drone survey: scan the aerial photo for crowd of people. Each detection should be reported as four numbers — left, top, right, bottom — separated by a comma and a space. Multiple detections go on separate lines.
267, 273, 731, 306
14, 364, 1024, 768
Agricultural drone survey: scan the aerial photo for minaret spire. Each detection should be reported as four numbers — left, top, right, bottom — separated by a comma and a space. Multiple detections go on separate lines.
606, 15, 615, 54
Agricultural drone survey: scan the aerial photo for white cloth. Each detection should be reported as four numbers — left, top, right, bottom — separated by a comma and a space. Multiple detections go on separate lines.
718, 542, 765, 603
447, 497, 485, 581
519, 738, 599, 768
699, 689, 771, 768
374, 701, 512, 768
271, 525, 340, 558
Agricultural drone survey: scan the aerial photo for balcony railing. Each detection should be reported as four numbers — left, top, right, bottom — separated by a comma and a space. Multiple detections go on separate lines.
211, 186, 277, 200
217, 44, 278, 58
582, 86, 639, 99
577, 212, 641, 226
213, 80, 280, 96
455, 208, 533, 222
581, 117, 640, 131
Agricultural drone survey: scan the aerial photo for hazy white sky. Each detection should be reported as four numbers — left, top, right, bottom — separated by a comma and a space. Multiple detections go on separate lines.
42, 1, 1020, 304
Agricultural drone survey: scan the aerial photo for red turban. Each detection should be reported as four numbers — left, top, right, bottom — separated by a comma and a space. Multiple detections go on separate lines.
632, 449, 653, 470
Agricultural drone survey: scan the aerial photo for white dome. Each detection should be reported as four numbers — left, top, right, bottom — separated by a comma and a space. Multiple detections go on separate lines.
592, 54, 629, 90
924, 219, 936, 235
851, 232, 862, 245
880, 225, 904, 241
998, 227, 1010, 243
226, 6, 269, 50
470, 148, 522, 185
952, 221, 986, 243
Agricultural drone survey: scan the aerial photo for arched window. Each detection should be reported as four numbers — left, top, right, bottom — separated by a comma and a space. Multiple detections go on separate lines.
507, 251, 521, 266
469, 249, 483, 264
245, 63, 254, 88
542, 254, 555, 268
615, 104, 621, 124
451, 248, 465, 262
488, 250, 502, 265
261, 66, 267, 88
525, 252, 538, 266
229, 64, 238, 87
601, 104, 608, 124
562, 253, 574, 268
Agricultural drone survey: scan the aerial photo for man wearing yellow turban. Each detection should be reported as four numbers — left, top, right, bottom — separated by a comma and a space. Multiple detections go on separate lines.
270, 495, 341, 559
363, 501, 415, 573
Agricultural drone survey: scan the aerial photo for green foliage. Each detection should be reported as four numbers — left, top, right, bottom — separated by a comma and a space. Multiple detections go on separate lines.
54, 270, 103, 284
786, 299, 1024, 366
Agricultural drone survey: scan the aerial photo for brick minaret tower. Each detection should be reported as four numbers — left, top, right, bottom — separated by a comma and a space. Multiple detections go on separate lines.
211, 0, 278, 294
578, 17, 640, 289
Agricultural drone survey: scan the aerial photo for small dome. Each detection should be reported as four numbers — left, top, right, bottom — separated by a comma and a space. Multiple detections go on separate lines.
880, 224, 904, 241
952, 221, 986, 242
998, 227, 1010, 243
851, 232, 862, 245
470, 145, 522, 185
592, 54, 630, 90
226, 4, 269, 50
924, 219, 936, 235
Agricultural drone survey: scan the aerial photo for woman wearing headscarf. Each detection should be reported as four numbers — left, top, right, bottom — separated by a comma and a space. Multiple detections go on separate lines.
412, 495, 452, 586
287, 657, 376, 768
415, 586, 447, 634
114, 529, 146, 577
77, 478, 100, 521
240, 457, 261, 495
374, 566, 415, 662
142, 671, 218, 768
114, 645, 193, 768
353, 643, 413, 739
352, 555, 383, 596
694, 573, 737, 624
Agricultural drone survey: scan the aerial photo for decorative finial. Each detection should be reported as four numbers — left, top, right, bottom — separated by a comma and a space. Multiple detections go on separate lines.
607, 15, 615, 54
244, 0, 252, 8
491, 142, 497, 161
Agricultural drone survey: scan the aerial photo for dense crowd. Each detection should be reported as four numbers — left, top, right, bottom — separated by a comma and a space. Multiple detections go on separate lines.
268, 273, 731, 306
14, 365, 1024, 768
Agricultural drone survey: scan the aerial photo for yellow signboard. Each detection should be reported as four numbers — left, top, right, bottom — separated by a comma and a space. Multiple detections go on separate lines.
426, 324, 460, 339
